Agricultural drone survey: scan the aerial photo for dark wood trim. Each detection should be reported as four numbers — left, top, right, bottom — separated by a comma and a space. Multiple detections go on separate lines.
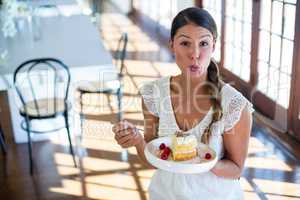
250, 0, 260, 86
0, 91, 14, 144
252, 91, 276, 119
195, 0, 203, 8
221, 68, 251, 97
220, 0, 226, 69
289, 0, 300, 140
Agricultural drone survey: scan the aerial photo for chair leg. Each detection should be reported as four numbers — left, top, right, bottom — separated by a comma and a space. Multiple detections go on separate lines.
117, 88, 122, 122
24, 118, 33, 175
0, 124, 6, 155
64, 111, 77, 167
79, 92, 84, 140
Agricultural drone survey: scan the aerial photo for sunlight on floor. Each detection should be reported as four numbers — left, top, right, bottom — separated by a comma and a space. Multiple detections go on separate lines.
85, 173, 149, 192
245, 156, 293, 171
247, 137, 269, 154
49, 179, 83, 196
253, 179, 300, 198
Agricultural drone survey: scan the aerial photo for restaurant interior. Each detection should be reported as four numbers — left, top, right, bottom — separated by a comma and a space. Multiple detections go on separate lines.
0, 0, 299, 199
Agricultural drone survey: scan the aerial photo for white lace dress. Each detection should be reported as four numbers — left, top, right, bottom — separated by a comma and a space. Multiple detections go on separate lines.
140, 76, 254, 200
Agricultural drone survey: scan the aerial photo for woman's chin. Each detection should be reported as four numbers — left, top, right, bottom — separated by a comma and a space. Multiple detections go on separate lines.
187, 69, 206, 78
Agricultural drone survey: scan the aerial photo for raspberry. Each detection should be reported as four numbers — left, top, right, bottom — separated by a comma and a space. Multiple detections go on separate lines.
163, 147, 171, 155
205, 153, 212, 160
160, 152, 169, 160
159, 143, 166, 150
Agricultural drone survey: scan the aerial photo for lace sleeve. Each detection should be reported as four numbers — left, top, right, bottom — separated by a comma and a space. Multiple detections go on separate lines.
223, 93, 254, 132
139, 81, 160, 117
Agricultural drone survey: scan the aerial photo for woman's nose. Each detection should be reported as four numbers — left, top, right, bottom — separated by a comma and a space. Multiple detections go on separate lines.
190, 47, 200, 60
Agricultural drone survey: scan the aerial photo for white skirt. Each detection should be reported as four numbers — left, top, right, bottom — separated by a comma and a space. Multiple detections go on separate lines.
149, 170, 244, 200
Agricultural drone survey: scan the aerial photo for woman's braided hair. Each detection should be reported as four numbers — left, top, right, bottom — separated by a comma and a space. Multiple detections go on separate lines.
171, 7, 223, 144
202, 60, 223, 144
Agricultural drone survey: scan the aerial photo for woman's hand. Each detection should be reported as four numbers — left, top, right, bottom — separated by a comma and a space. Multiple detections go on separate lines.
112, 120, 144, 148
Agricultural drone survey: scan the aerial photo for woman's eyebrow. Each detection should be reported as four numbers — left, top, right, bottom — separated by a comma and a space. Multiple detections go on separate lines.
176, 34, 212, 39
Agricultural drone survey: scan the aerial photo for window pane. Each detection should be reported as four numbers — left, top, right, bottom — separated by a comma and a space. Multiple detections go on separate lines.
224, 0, 251, 82
278, 73, 290, 108
226, 19, 234, 43
284, 4, 296, 40
258, 30, 270, 62
284, 0, 297, 4
271, 1, 283, 35
235, 0, 243, 20
176, 0, 194, 10
241, 52, 251, 81
225, 44, 234, 71
257, 61, 269, 93
203, 0, 222, 62
268, 67, 280, 100
226, 0, 236, 17
281, 39, 294, 75
243, 24, 252, 53
244, 0, 252, 23
270, 34, 281, 68
234, 21, 242, 49
260, 0, 271, 30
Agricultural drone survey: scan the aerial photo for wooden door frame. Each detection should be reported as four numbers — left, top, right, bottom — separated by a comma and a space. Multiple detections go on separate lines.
289, 0, 300, 140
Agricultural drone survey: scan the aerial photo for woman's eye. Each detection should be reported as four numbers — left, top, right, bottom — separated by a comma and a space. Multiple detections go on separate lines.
200, 41, 209, 47
180, 41, 190, 46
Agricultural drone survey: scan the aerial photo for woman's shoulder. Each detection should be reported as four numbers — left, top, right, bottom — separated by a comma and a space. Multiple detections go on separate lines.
221, 82, 245, 100
139, 76, 170, 93
220, 83, 254, 131
221, 82, 254, 110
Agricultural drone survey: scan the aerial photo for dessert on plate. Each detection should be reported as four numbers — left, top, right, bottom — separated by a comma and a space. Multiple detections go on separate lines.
171, 131, 198, 161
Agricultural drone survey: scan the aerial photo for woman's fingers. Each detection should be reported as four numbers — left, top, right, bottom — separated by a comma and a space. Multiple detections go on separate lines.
117, 133, 133, 145
114, 128, 133, 139
112, 120, 134, 134
112, 120, 142, 148
121, 132, 142, 148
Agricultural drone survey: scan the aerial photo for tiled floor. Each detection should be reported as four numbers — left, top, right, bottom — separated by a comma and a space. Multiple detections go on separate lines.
0, 1, 299, 200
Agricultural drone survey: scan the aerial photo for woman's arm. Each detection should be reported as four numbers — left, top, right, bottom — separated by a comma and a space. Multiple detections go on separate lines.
113, 99, 159, 168
134, 99, 159, 168
211, 107, 253, 179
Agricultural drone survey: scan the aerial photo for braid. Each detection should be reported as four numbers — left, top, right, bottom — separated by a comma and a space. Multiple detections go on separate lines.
201, 60, 223, 144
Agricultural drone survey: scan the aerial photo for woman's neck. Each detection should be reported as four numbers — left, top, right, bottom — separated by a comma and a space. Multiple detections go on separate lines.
174, 72, 208, 95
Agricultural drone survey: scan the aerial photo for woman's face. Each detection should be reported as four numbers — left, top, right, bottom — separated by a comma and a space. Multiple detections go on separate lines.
170, 24, 215, 79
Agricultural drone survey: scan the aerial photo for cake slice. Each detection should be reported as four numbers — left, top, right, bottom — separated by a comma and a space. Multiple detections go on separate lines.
171, 132, 198, 161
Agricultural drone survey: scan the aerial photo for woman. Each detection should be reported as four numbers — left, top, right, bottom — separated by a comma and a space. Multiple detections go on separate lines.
112, 7, 254, 200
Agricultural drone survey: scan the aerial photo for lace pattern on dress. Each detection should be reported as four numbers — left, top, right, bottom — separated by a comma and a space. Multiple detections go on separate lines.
223, 93, 254, 132
139, 82, 160, 117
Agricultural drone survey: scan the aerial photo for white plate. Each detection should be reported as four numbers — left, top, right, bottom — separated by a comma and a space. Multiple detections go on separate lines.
144, 136, 218, 174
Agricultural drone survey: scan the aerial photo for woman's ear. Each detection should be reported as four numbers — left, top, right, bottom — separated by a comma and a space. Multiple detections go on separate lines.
169, 39, 174, 53
212, 40, 216, 52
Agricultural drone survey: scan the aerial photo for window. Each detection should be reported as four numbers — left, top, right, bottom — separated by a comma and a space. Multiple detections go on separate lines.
257, 0, 296, 108
203, 0, 222, 62
224, 0, 252, 82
